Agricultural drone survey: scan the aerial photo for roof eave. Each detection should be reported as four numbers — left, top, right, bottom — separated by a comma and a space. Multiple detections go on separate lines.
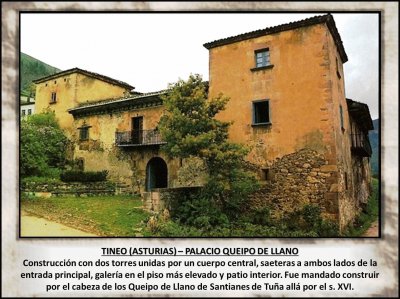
203, 14, 348, 63
32, 67, 134, 90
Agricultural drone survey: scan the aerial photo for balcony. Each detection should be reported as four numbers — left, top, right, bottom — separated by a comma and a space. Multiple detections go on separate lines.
115, 130, 166, 147
351, 133, 372, 157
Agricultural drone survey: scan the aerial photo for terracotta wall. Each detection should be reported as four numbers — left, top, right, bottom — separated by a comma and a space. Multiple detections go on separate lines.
35, 73, 129, 136
208, 24, 339, 167
207, 23, 359, 228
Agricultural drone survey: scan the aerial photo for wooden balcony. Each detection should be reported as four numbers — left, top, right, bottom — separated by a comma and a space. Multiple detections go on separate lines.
115, 130, 166, 147
351, 133, 372, 157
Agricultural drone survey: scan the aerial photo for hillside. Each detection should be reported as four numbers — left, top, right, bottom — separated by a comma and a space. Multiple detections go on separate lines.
369, 118, 379, 176
20, 52, 61, 94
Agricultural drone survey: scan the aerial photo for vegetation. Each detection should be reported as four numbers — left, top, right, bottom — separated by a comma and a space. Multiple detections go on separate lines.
159, 74, 259, 228
369, 119, 379, 176
20, 112, 69, 177
344, 178, 379, 236
60, 170, 108, 182
21, 195, 148, 236
20, 52, 60, 94
143, 203, 339, 237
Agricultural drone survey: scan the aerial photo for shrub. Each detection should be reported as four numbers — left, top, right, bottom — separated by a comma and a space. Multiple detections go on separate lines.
20, 112, 69, 177
60, 170, 108, 182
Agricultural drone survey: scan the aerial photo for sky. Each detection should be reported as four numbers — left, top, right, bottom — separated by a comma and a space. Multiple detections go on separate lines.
20, 13, 379, 119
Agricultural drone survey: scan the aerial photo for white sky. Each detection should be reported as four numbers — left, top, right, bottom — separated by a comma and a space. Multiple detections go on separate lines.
20, 13, 379, 119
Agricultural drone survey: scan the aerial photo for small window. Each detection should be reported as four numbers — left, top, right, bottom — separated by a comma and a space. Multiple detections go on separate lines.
22, 110, 26, 116
50, 92, 57, 103
79, 127, 89, 141
252, 100, 271, 125
255, 49, 271, 68
339, 105, 344, 130
54, 80, 57, 84
336, 58, 341, 79
344, 172, 348, 190
76, 158, 84, 171
28, 109, 32, 115
262, 169, 269, 181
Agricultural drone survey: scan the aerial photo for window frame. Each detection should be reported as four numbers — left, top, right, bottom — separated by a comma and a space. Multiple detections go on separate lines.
255, 48, 271, 68
251, 48, 274, 71
50, 92, 57, 104
78, 125, 91, 141
252, 99, 271, 126
339, 104, 344, 131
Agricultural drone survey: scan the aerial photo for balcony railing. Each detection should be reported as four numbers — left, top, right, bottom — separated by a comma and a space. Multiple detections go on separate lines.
351, 133, 372, 157
115, 129, 165, 147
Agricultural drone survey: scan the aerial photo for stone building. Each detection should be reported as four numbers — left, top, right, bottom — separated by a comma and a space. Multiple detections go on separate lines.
33, 14, 373, 230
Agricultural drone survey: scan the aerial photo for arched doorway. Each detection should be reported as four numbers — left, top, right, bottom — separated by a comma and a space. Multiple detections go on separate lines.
146, 157, 168, 191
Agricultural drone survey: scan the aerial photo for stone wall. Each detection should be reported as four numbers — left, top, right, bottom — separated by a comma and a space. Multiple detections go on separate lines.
249, 148, 339, 221
21, 181, 116, 197
142, 187, 202, 212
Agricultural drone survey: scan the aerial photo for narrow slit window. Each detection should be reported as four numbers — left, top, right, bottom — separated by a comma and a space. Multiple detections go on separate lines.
50, 92, 57, 103
336, 58, 341, 79
339, 105, 344, 130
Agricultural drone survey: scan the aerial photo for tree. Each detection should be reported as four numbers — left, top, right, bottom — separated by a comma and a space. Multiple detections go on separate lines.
159, 74, 259, 226
20, 112, 69, 177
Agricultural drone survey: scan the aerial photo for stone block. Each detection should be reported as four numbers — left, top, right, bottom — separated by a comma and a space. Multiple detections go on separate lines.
329, 184, 339, 192
320, 165, 338, 172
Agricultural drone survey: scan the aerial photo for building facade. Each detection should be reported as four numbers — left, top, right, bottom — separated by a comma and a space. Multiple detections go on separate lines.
20, 90, 35, 118
33, 15, 373, 230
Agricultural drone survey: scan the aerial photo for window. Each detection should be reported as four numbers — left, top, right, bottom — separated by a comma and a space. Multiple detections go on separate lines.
28, 109, 32, 115
339, 105, 344, 130
262, 169, 269, 181
22, 110, 26, 116
344, 172, 348, 190
252, 100, 271, 125
79, 126, 90, 141
336, 58, 341, 79
50, 92, 57, 103
76, 158, 84, 171
255, 49, 271, 68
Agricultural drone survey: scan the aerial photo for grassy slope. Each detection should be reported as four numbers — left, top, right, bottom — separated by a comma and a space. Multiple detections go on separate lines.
20, 52, 61, 94
21, 195, 149, 236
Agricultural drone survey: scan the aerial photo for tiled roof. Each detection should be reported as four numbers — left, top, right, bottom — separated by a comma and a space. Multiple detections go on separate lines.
33, 67, 134, 90
68, 90, 168, 117
346, 98, 374, 131
203, 14, 348, 63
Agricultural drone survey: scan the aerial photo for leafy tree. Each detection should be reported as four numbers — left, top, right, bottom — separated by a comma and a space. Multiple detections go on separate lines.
159, 74, 259, 226
20, 112, 69, 177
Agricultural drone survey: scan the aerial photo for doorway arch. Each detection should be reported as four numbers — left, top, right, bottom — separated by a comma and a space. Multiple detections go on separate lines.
146, 157, 168, 191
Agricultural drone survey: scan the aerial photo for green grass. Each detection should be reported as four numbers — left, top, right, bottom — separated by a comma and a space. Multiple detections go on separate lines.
344, 178, 379, 237
21, 195, 149, 236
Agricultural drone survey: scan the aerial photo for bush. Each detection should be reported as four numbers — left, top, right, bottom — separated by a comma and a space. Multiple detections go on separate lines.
60, 170, 108, 182
21, 112, 69, 177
